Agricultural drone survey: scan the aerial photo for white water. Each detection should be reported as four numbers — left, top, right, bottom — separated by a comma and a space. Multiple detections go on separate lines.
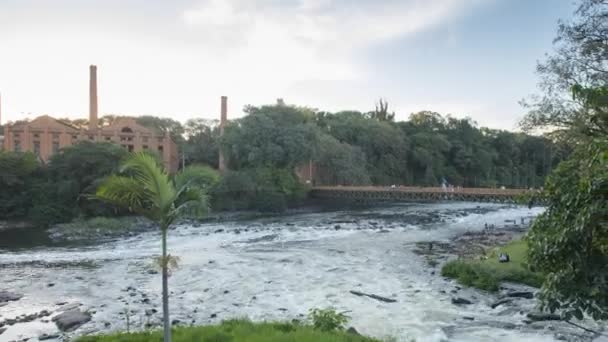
0, 202, 598, 341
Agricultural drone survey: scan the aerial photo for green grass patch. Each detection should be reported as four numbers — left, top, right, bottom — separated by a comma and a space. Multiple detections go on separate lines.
441, 239, 543, 291
75, 319, 381, 342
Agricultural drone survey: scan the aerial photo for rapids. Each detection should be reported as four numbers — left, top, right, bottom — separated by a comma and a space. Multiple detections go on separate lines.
0, 202, 601, 341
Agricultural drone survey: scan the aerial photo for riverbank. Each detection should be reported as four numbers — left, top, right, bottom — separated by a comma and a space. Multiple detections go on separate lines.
75, 319, 380, 342
441, 238, 543, 292
2, 200, 396, 245
413, 222, 606, 341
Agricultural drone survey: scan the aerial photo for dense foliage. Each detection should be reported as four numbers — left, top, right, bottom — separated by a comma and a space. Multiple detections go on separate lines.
528, 139, 607, 320
524, 0, 608, 321
0, 142, 127, 226
0, 102, 567, 223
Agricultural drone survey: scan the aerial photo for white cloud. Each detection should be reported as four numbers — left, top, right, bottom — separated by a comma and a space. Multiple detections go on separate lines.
0, 0, 488, 125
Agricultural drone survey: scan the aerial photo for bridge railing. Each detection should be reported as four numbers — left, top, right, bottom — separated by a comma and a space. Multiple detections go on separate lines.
311, 186, 530, 196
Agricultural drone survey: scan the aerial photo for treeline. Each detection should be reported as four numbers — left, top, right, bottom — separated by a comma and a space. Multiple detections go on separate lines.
0, 105, 568, 224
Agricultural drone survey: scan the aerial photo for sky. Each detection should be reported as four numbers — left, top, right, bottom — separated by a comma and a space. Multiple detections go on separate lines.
0, 0, 577, 130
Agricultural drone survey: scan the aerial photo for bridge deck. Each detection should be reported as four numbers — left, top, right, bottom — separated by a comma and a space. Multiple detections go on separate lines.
310, 186, 531, 203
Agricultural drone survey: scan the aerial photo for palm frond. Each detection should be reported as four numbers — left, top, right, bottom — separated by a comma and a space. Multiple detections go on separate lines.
96, 175, 157, 219
172, 185, 209, 219
120, 153, 176, 212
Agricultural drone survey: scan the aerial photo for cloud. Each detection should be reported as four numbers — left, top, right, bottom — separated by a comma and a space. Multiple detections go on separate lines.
0, 0, 490, 125
181, 0, 482, 82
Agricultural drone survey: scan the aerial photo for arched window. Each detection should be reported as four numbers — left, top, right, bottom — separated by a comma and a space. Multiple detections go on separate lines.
121, 127, 133, 133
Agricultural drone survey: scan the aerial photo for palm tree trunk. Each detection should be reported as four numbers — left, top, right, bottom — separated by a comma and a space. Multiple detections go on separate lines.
161, 226, 171, 342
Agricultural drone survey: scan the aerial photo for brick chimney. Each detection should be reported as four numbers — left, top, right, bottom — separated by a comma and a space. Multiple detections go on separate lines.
218, 96, 228, 172
89, 65, 98, 131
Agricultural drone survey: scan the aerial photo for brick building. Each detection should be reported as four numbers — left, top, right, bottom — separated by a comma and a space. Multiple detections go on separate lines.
1, 65, 179, 172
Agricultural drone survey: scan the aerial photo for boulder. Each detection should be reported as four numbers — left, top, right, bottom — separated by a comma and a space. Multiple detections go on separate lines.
491, 298, 513, 309
39, 333, 61, 340
0, 291, 23, 303
451, 297, 473, 305
505, 291, 534, 299
349, 290, 397, 303
526, 312, 561, 322
52, 309, 92, 331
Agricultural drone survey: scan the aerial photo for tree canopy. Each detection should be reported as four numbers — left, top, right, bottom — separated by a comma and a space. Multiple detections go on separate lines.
524, 0, 608, 321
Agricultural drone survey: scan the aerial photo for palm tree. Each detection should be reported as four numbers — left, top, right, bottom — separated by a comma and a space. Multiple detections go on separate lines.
96, 153, 207, 342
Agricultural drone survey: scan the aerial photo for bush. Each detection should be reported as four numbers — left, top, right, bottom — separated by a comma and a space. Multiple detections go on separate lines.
211, 167, 307, 213
254, 191, 287, 213
441, 260, 500, 291
308, 308, 350, 332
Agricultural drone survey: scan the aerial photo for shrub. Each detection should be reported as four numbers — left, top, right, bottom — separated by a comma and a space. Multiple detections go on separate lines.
308, 308, 350, 332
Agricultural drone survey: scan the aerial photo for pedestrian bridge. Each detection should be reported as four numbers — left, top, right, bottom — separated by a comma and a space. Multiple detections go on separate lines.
310, 186, 531, 203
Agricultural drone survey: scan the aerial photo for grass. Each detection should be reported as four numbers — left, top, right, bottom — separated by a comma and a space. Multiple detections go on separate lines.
441, 239, 544, 291
75, 319, 382, 342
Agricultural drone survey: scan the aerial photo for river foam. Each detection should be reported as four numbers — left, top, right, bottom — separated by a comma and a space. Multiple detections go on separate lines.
1, 202, 599, 342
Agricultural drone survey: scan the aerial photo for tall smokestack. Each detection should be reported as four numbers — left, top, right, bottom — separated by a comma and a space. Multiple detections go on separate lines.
218, 96, 228, 172
89, 65, 98, 131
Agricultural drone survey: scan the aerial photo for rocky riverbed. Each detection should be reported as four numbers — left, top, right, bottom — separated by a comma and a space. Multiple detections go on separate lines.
0, 202, 606, 342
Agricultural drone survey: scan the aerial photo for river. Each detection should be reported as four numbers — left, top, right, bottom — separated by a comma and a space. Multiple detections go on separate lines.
0, 202, 602, 341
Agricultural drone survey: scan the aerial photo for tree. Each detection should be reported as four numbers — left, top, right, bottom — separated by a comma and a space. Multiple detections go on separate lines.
222, 104, 318, 169
521, 0, 608, 138
315, 134, 370, 185
136, 116, 185, 143
183, 118, 220, 168
367, 98, 395, 122
96, 153, 208, 342
0, 151, 40, 219
320, 111, 408, 184
45, 141, 129, 220
527, 137, 607, 320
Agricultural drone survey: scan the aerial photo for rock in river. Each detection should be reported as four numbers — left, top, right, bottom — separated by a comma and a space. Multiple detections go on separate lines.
526, 312, 561, 322
491, 298, 513, 309
451, 297, 473, 305
0, 290, 23, 303
52, 309, 92, 331
505, 291, 534, 299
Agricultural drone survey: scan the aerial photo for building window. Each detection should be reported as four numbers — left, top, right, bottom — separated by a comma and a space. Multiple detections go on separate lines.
127, 145, 134, 152
89, 135, 94, 140
158, 146, 164, 152
52, 133, 60, 140
52, 142, 60, 154
120, 137, 127, 142
34, 141, 41, 156
14, 133, 20, 138
72, 135, 78, 140
14, 140, 21, 152
127, 137, 132, 141
142, 137, 148, 143
157, 138, 163, 143
105, 136, 111, 141
143, 145, 148, 150
33, 133, 40, 138
121, 127, 133, 133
